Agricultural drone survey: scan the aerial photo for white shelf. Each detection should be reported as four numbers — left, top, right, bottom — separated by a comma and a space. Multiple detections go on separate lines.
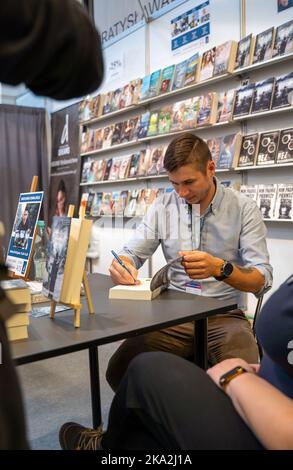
233, 106, 293, 121
80, 139, 143, 157
80, 174, 168, 187
235, 162, 293, 171
233, 52, 293, 75
80, 105, 138, 126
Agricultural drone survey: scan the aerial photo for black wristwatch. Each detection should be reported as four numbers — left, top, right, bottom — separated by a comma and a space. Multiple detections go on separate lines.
219, 366, 247, 388
214, 260, 234, 281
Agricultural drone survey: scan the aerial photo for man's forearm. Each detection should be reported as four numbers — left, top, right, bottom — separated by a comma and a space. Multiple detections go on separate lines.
223, 265, 265, 294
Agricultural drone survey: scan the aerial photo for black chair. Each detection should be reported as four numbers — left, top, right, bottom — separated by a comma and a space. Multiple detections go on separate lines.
252, 295, 264, 360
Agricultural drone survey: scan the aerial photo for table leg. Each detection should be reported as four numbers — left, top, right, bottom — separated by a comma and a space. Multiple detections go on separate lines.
88, 346, 101, 428
194, 318, 208, 370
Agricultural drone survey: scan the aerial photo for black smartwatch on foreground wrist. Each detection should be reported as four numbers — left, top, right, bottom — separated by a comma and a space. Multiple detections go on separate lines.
214, 260, 234, 281
219, 366, 247, 388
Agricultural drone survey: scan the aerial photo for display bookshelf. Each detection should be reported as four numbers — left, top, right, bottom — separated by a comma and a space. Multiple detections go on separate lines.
79, 40, 293, 224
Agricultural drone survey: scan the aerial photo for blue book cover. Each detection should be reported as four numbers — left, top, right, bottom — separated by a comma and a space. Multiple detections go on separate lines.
172, 60, 188, 90
149, 70, 162, 98
140, 75, 151, 101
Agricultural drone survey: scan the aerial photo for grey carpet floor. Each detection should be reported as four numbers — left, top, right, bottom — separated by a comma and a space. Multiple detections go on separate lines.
17, 342, 119, 450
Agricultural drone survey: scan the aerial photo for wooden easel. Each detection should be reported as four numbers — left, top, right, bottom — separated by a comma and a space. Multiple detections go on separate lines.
9, 175, 39, 280
49, 204, 94, 328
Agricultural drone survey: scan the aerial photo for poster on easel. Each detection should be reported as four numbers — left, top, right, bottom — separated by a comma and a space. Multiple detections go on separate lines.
6, 192, 44, 277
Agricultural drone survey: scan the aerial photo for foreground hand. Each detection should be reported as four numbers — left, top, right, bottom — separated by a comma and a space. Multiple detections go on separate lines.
207, 358, 257, 389
109, 256, 138, 285
180, 250, 223, 279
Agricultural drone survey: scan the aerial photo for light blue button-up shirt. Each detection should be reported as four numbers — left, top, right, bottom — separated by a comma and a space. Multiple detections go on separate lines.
120, 177, 273, 310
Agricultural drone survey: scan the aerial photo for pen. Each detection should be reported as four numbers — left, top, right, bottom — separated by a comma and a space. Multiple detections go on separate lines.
111, 250, 136, 283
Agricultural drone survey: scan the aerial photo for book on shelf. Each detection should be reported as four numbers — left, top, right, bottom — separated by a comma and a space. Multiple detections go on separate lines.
85, 192, 95, 216
124, 189, 140, 217
135, 189, 156, 217
102, 91, 113, 115
114, 190, 129, 216
199, 47, 216, 81
111, 88, 122, 112
232, 83, 255, 117
172, 59, 188, 90
217, 133, 242, 170
237, 133, 259, 167
128, 153, 141, 178
140, 74, 151, 101
157, 106, 172, 134
130, 78, 142, 105
81, 158, 91, 183
251, 78, 275, 113
147, 147, 164, 176
111, 191, 121, 216
148, 69, 162, 98
108, 256, 183, 300
183, 53, 201, 86
183, 97, 199, 129
170, 100, 186, 131
157, 145, 167, 174
240, 184, 258, 201
95, 159, 107, 182
122, 83, 134, 108
111, 122, 123, 146
197, 93, 218, 126
108, 156, 122, 181
256, 130, 280, 166
213, 40, 237, 76
99, 192, 113, 216
86, 129, 95, 152
235, 34, 255, 69
97, 94, 105, 117
79, 192, 89, 214
89, 95, 100, 120
137, 111, 150, 139
0, 279, 31, 313
275, 183, 293, 220
272, 19, 293, 57
207, 137, 222, 168
79, 98, 91, 122
102, 126, 113, 148
80, 130, 89, 154
118, 155, 131, 180
276, 127, 293, 163
91, 192, 103, 217
120, 119, 133, 143
216, 89, 235, 123
271, 72, 293, 109
95, 128, 104, 150
147, 110, 159, 136
103, 158, 113, 181
159, 65, 175, 94
253, 27, 274, 64
137, 149, 150, 177
256, 184, 278, 219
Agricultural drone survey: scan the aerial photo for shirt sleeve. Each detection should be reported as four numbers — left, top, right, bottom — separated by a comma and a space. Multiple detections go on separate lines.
240, 200, 273, 298
0, 0, 104, 100
119, 200, 161, 269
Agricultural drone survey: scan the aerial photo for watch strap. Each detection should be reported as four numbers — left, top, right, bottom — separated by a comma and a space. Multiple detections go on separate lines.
219, 366, 247, 388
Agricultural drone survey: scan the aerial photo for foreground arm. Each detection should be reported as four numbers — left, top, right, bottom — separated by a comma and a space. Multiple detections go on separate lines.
207, 359, 293, 450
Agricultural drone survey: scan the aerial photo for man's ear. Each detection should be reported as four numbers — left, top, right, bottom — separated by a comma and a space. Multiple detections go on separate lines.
207, 160, 216, 175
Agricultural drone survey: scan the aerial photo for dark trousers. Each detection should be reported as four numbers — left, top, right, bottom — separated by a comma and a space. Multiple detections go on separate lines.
0, 320, 28, 449
102, 352, 263, 450
106, 309, 259, 391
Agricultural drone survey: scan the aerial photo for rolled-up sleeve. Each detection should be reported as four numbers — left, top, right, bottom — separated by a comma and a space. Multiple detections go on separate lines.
240, 200, 273, 297
119, 201, 161, 269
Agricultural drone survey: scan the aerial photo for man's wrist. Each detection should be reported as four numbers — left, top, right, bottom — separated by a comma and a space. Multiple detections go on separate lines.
213, 258, 225, 278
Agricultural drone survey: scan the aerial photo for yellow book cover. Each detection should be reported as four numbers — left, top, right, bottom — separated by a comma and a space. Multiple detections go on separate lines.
6, 312, 30, 328
0, 279, 31, 312
7, 325, 28, 341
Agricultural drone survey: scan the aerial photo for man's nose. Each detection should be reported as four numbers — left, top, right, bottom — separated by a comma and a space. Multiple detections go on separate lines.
178, 187, 189, 198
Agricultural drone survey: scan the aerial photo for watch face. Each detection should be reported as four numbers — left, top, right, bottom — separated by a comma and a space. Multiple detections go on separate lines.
223, 262, 233, 277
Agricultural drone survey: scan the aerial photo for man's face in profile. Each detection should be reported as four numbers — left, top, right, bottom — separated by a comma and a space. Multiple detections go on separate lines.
22, 210, 29, 225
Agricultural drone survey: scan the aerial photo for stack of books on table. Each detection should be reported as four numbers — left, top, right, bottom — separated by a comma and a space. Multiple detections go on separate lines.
1, 279, 31, 341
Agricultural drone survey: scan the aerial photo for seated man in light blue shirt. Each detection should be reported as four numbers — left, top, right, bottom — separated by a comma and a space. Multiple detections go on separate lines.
107, 133, 273, 391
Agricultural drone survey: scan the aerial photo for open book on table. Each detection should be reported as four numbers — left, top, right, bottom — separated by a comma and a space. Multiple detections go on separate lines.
109, 256, 183, 300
